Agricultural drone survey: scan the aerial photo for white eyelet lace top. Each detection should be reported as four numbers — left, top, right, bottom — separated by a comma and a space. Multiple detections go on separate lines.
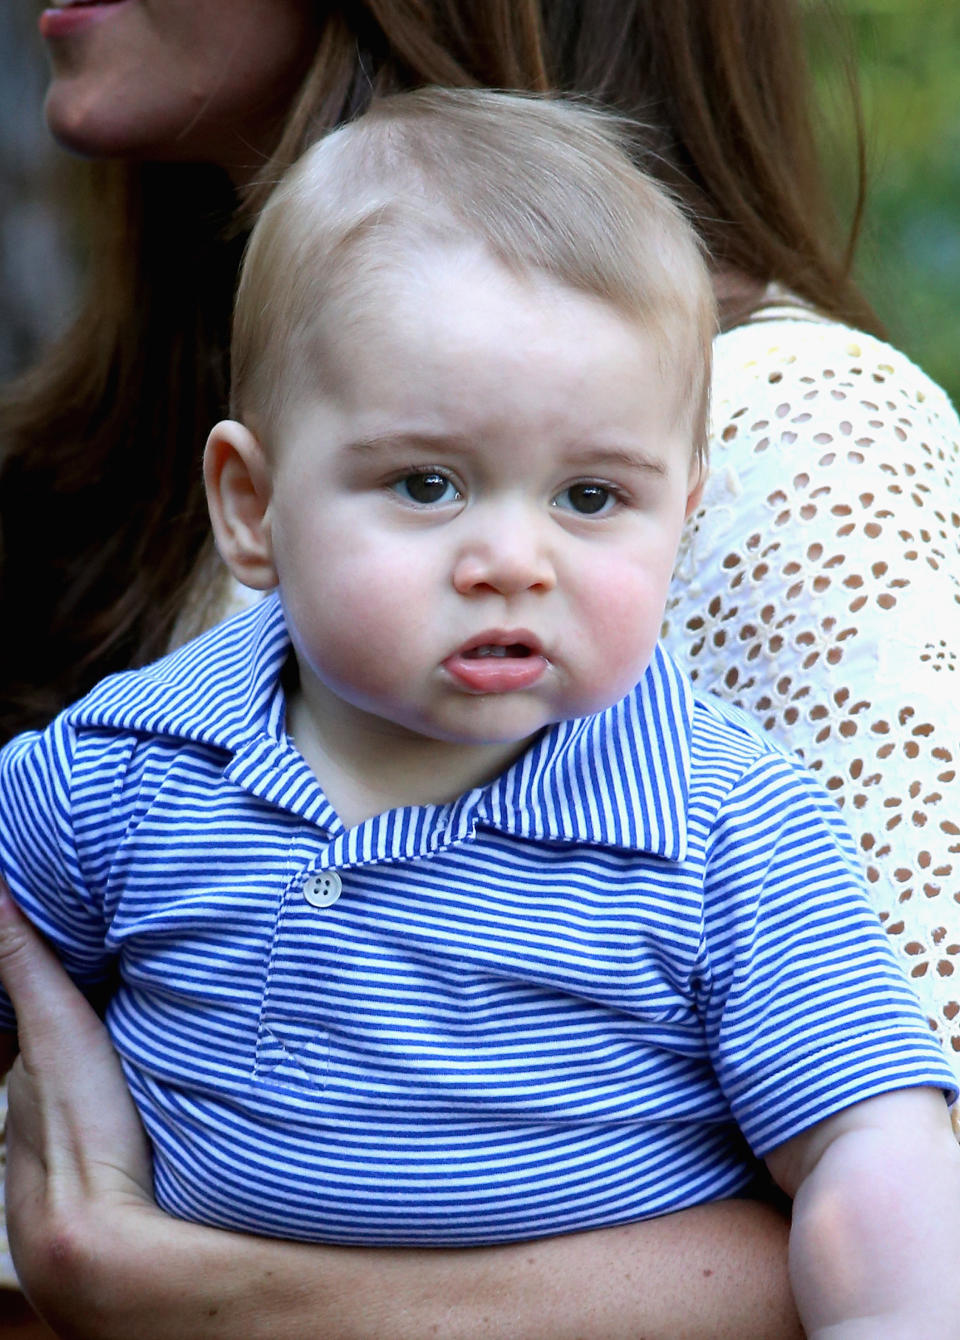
664, 298, 960, 1068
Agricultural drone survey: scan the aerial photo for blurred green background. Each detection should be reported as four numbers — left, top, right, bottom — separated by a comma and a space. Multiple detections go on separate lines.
812, 0, 960, 405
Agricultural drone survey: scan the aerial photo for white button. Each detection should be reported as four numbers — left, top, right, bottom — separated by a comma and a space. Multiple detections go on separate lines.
303, 871, 342, 908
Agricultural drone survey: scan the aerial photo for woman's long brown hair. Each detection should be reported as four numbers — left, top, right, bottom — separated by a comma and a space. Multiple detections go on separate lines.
0, 0, 879, 738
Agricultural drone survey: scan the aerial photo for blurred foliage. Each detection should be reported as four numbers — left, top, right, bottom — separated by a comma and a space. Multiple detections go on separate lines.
808, 0, 960, 406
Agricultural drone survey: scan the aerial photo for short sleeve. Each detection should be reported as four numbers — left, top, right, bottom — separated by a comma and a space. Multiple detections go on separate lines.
0, 718, 112, 1027
696, 750, 958, 1156
664, 317, 960, 1067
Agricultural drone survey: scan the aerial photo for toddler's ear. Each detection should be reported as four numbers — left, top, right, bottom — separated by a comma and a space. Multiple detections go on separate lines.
685, 457, 707, 520
204, 420, 278, 591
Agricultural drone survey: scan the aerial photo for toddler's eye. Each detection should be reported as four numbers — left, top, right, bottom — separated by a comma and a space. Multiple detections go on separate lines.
554, 482, 615, 516
392, 471, 460, 505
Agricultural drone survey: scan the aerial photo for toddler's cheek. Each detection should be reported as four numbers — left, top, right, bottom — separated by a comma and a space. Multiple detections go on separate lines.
573, 596, 664, 703
295, 590, 428, 696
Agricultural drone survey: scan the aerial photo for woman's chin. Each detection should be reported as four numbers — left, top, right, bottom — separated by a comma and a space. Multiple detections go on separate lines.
43, 82, 190, 163
43, 81, 132, 159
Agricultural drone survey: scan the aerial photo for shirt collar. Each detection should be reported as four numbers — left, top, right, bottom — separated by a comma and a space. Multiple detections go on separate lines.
472, 645, 692, 859
69, 593, 692, 860
68, 594, 292, 754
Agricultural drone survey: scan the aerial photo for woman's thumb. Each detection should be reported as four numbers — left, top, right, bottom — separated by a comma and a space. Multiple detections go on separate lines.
0, 878, 104, 1065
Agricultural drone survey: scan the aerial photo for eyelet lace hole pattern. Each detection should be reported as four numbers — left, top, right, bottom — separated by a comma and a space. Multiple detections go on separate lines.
664, 318, 960, 1061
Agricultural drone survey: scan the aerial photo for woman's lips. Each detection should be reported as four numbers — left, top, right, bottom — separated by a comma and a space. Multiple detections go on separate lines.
40, 0, 131, 40
443, 633, 548, 694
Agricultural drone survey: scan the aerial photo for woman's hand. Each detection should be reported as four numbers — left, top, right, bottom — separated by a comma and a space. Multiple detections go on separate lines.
0, 880, 155, 1329
0, 880, 800, 1339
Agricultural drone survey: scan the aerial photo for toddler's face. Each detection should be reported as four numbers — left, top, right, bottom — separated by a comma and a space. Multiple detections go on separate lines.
266, 247, 703, 750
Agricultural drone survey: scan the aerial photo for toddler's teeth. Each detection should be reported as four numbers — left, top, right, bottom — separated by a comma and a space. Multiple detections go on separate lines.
465, 643, 531, 659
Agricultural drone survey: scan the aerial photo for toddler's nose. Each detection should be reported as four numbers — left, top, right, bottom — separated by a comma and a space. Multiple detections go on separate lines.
452, 517, 556, 597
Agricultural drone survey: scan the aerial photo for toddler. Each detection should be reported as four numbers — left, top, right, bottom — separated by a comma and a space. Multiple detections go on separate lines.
1, 89, 958, 1336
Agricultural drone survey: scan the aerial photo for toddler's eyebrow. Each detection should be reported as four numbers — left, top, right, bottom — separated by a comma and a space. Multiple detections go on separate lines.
345, 430, 469, 455
569, 446, 669, 477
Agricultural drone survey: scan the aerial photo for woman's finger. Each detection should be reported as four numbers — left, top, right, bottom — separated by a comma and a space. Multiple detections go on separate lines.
0, 878, 106, 1068
0, 878, 153, 1198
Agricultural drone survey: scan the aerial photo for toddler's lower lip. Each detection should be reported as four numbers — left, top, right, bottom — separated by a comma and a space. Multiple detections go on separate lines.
444, 652, 548, 694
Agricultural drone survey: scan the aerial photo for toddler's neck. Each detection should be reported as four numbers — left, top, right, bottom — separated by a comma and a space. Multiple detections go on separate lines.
285, 686, 534, 830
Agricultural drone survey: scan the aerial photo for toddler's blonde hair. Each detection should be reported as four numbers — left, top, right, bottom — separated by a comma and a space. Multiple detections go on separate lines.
231, 87, 716, 462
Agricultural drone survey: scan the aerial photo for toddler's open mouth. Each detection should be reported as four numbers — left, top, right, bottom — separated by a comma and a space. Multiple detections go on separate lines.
444, 632, 547, 693
462, 643, 534, 659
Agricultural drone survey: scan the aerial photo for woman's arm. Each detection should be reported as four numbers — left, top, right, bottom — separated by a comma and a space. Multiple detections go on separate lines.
0, 884, 800, 1340
25, 1198, 799, 1340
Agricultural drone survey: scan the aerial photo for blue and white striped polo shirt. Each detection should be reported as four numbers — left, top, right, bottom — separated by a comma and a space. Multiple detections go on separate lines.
0, 594, 953, 1245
